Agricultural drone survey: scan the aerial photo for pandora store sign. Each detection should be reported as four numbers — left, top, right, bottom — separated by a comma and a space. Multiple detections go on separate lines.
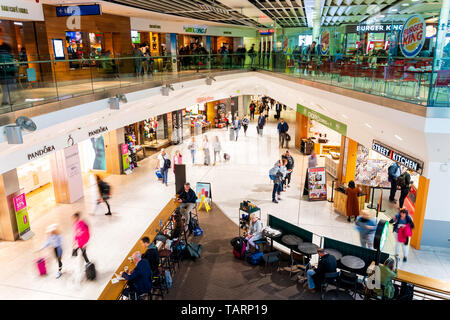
372, 140, 424, 174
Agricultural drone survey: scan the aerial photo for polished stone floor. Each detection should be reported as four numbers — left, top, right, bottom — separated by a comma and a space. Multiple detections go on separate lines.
0, 107, 448, 300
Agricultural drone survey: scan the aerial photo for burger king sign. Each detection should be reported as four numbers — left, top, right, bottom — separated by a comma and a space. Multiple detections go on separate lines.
400, 14, 426, 58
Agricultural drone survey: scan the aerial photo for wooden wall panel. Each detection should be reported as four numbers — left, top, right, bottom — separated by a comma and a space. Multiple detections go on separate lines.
410, 176, 430, 250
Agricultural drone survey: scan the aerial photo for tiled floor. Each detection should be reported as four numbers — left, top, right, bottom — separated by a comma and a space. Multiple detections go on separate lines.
0, 107, 448, 300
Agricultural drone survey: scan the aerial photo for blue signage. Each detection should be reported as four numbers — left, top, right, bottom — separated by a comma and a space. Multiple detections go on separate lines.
56, 4, 101, 17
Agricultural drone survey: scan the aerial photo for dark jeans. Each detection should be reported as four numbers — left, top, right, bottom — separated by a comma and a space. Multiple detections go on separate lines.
389, 179, 398, 201
250, 111, 255, 120
74, 247, 90, 263
54, 248, 62, 271
272, 183, 279, 201
286, 171, 292, 185
399, 187, 409, 208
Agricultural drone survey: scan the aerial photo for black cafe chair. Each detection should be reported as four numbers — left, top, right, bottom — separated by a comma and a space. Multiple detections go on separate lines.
320, 271, 340, 300
339, 270, 358, 299
261, 251, 281, 276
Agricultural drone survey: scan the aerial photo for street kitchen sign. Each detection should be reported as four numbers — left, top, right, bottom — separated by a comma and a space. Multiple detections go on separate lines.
372, 140, 424, 174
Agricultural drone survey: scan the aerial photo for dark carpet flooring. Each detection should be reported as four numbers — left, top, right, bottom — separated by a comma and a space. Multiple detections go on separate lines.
165, 203, 322, 300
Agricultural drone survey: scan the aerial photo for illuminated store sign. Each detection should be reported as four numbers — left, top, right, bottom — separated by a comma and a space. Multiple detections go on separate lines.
372, 140, 423, 173
346, 24, 403, 33
400, 14, 426, 58
258, 29, 274, 35
183, 25, 207, 34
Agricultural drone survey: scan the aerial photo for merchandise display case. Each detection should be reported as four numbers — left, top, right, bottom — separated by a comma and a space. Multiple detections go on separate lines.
17, 157, 52, 194
325, 154, 339, 178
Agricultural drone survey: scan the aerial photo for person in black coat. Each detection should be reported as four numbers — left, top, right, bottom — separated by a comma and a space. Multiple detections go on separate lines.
305, 249, 337, 293
96, 175, 112, 215
257, 113, 266, 136
141, 236, 159, 275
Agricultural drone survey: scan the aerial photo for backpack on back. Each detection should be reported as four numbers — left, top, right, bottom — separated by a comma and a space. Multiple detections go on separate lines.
388, 164, 399, 178
398, 172, 407, 188
164, 158, 171, 169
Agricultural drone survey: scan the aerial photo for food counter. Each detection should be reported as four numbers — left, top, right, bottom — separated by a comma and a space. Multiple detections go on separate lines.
333, 187, 366, 216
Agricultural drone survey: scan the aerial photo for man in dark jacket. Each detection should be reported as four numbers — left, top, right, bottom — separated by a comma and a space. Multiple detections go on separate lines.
275, 102, 282, 119
122, 251, 152, 299
249, 101, 256, 120
177, 182, 197, 228
141, 236, 159, 275
305, 249, 337, 293
388, 162, 401, 203
96, 175, 112, 215
282, 150, 295, 188
277, 119, 289, 148
257, 113, 266, 136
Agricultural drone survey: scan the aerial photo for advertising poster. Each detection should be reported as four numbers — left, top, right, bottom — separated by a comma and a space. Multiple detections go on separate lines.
320, 30, 330, 55
196, 182, 211, 203
400, 14, 426, 58
307, 167, 327, 201
121, 143, 130, 171
13, 193, 31, 236
90, 136, 106, 170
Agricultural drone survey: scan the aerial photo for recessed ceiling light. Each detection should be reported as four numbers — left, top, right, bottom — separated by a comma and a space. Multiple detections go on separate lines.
394, 134, 403, 141
401, 3, 410, 6
342, 114, 349, 119
365, 123, 372, 128
391, 8, 398, 12
411, 0, 420, 2
379, 15, 385, 18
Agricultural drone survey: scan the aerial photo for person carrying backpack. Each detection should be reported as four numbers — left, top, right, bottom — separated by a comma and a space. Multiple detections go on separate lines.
156, 148, 170, 186
270, 161, 283, 203
388, 162, 401, 203
96, 175, 112, 215
397, 169, 412, 209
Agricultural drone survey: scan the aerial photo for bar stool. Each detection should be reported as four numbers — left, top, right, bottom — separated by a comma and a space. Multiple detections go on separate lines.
159, 249, 175, 276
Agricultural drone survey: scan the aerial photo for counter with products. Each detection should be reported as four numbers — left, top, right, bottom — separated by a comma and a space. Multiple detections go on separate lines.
325, 153, 340, 178
333, 186, 366, 216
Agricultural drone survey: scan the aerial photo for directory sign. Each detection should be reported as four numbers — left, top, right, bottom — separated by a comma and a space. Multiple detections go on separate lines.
307, 167, 327, 201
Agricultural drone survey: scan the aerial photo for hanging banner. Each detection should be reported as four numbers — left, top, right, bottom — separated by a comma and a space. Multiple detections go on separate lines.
13, 193, 31, 237
400, 14, 426, 58
307, 167, 327, 201
320, 30, 330, 55
297, 104, 347, 136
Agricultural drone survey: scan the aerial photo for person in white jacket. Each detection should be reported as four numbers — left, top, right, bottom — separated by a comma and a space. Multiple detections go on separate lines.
212, 136, 221, 165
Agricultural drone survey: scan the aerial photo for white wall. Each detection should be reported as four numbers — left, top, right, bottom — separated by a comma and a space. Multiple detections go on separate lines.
424, 161, 450, 222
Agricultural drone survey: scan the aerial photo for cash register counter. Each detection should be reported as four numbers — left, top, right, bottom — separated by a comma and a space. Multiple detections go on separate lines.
333, 187, 366, 216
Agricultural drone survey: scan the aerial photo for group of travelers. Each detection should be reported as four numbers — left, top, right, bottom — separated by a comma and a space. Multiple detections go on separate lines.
187, 135, 222, 166
269, 150, 295, 204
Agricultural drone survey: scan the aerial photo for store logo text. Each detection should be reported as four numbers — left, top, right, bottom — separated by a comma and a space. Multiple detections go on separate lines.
27, 145, 56, 160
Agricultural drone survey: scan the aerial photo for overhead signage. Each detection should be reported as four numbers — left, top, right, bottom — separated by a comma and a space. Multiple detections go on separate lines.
196, 96, 214, 104
372, 140, 424, 174
223, 31, 232, 35
297, 104, 347, 136
307, 167, 327, 201
88, 126, 108, 137
259, 29, 274, 35
320, 30, 330, 55
183, 25, 207, 34
0, 0, 44, 21
13, 193, 31, 237
27, 145, 56, 161
400, 14, 426, 58
56, 4, 102, 17
149, 24, 161, 29
346, 24, 403, 33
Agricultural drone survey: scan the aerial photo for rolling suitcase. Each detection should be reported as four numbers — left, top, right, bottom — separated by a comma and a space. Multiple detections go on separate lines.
223, 153, 230, 161
86, 262, 96, 280
36, 258, 47, 276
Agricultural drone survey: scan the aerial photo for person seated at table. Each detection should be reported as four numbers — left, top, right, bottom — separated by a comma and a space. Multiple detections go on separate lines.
164, 213, 184, 250
141, 236, 159, 275
121, 251, 152, 300
304, 248, 337, 293
245, 213, 263, 253
373, 257, 399, 300
177, 182, 198, 229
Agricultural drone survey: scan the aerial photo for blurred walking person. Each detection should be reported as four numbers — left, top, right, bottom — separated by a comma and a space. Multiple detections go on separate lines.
233, 116, 242, 141
202, 135, 211, 165
355, 210, 377, 248
173, 150, 183, 174
37, 224, 63, 278
212, 136, 221, 165
242, 115, 250, 136
96, 175, 112, 215
187, 137, 197, 164
72, 212, 90, 264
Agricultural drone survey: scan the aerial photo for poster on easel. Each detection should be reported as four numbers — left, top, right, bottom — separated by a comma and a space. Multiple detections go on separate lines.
196, 182, 212, 211
307, 167, 327, 201
13, 193, 34, 240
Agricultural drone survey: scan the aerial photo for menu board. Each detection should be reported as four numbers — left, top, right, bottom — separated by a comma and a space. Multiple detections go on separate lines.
307, 167, 327, 201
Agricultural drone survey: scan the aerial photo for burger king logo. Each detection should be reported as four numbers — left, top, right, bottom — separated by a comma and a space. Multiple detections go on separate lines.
320, 30, 330, 55
400, 14, 426, 58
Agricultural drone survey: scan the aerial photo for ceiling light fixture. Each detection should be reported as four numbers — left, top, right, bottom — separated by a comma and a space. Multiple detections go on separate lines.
401, 3, 410, 6
342, 114, 349, 119
365, 123, 372, 128
391, 9, 398, 12
394, 134, 403, 141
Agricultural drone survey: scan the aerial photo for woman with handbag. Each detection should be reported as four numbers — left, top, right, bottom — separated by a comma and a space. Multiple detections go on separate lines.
389, 208, 414, 263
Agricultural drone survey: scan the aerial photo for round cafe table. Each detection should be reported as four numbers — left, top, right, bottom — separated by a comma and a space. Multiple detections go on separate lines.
281, 234, 303, 246
297, 242, 319, 256
324, 248, 343, 261
341, 255, 365, 270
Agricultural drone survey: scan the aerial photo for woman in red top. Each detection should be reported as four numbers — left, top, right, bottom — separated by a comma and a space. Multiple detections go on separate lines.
345, 180, 361, 222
